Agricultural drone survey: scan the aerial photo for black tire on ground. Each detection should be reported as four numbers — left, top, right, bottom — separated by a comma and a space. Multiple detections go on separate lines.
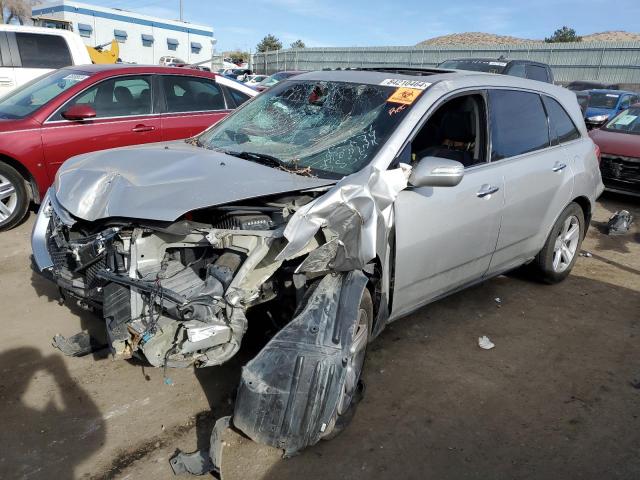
322, 287, 373, 440
0, 162, 29, 232
530, 202, 585, 284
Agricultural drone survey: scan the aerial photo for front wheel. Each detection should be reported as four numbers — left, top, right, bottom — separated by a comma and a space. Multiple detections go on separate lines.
531, 202, 584, 284
0, 163, 30, 231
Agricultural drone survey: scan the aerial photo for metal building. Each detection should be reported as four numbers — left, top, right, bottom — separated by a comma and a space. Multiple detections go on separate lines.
32, 0, 214, 65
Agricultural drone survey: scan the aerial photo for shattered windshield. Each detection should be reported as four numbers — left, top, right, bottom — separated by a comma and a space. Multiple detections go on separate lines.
197, 79, 422, 178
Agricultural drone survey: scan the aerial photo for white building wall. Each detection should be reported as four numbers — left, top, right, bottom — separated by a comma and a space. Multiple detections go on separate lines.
32, 0, 213, 65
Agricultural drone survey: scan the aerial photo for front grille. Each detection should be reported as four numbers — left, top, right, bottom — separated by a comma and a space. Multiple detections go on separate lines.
600, 154, 640, 193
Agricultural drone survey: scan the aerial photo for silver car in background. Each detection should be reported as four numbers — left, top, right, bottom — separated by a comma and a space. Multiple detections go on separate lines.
31, 68, 603, 467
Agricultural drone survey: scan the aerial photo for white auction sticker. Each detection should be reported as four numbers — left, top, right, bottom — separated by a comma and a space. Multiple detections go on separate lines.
380, 79, 431, 90
489, 61, 508, 66
63, 74, 89, 82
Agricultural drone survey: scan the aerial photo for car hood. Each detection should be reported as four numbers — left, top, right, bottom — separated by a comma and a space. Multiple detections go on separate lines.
589, 128, 640, 158
585, 107, 616, 118
54, 142, 335, 222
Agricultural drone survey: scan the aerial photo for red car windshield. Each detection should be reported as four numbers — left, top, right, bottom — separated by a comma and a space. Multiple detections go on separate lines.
0, 69, 91, 119
604, 107, 640, 135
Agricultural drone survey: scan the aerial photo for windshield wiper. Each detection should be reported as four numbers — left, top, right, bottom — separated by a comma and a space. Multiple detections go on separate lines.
225, 151, 290, 169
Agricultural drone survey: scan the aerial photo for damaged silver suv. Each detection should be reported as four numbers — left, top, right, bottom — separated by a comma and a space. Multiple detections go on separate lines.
32, 68, 603, 469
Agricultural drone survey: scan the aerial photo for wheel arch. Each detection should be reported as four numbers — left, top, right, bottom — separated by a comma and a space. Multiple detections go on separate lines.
0, 154, 40, 203
571, 195, 592, 238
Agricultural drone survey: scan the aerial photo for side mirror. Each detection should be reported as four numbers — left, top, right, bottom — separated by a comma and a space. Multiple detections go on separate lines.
409, 156, 465, 188
61, 104, 97, 121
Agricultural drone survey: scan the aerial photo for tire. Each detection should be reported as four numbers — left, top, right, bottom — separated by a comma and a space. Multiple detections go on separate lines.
322, 287, 373, 440
530, 202, 584, 284
0, 163, 30, 232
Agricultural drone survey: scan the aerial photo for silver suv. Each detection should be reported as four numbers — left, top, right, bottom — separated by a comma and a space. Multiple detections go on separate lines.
32, 68, 603, 466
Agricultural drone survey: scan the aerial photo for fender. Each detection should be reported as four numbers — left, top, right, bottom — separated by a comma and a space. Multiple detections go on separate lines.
233, 270, 368, 457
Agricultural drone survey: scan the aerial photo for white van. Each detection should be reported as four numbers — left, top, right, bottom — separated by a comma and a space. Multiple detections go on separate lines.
0, 25, 90, 96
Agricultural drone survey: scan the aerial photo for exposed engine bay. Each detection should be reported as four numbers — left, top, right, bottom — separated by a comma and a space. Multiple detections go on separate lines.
46, 194, 330, 368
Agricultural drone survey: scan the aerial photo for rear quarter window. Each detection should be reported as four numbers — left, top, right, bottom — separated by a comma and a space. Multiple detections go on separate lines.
542, 96, 581, 144
489, 90, 550, 161
15, 32, 72, 69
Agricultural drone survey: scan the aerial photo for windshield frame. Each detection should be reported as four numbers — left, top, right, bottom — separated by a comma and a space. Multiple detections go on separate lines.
194, 78, 425, 179
0, 68, 92, 120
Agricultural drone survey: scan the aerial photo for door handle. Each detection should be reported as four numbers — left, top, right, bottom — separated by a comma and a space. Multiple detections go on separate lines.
477, 184, 499, 198
552, 162, 567, 172
132, 124, 155, 132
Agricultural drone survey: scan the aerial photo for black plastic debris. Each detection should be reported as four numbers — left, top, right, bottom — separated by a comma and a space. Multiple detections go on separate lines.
51, 332, 106, 357
606, 210, 634, 236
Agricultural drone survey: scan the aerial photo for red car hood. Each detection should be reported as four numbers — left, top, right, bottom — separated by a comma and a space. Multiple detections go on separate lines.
589, 128, 640, 158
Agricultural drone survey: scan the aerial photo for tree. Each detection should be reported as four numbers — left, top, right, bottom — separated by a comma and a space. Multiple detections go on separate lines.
1, 0, 38, 24
290, 39, 306, 49
545, 26, 582, 43
225, 50, 249, 63
256, 34, 282, 53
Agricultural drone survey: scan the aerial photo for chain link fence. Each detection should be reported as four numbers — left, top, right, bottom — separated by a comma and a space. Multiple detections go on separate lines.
252, 42, 640, 87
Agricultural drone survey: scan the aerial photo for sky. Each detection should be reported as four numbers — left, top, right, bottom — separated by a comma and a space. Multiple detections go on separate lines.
75, 0, 640, 52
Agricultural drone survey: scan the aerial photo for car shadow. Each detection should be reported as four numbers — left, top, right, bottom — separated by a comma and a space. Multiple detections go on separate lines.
0, 347, 105, 480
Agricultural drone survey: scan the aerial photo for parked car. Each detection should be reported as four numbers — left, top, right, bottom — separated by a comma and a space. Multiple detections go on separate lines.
589, 103, 640, 195
253, 70, 306, 91
32, 69, 602, 467
584, 89, 640, 128
0, 64, 256, 230
226, 68, 252, 81
437, 58, 554, 83
566, 80, 621, 91
244, 74, 268, 86
159, 56, 186, 67
0, 24, 91, 96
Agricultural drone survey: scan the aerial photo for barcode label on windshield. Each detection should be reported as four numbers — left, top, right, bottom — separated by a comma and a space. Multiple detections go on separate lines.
380, 79, 431, 90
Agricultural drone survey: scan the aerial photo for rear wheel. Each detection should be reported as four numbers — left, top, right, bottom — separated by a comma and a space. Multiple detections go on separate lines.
531, 202, 584, 284
0, 163, 29, 231
322, 288, 373, 440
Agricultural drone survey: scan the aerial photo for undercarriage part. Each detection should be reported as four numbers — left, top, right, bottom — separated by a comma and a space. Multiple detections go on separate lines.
232, 270, 368, 457
169, 416, 230, 476
51, 332, 106, 357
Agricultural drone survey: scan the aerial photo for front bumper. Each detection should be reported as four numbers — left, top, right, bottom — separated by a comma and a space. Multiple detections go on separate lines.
600, 154, 640, 196
31, 189, 54, 272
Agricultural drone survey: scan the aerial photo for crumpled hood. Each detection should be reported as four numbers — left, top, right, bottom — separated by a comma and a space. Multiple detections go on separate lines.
54, 142, 335, 222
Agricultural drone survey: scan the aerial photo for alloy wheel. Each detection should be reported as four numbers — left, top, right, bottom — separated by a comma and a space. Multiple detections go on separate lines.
552, 215, 580, 273
0, 174, 18, 223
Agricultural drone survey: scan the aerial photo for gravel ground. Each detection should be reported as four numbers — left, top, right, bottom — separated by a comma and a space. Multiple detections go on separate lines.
0, 193, 638, 480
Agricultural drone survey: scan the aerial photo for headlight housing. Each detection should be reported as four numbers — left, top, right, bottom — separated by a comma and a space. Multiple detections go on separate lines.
587, 114, 609, 123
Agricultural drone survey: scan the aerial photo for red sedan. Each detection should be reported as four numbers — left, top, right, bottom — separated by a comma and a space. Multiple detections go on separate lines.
0, 64, 256, 230
589, 103, 640, 196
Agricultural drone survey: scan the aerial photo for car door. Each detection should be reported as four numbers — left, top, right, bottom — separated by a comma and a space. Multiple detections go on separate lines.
159, 74, 231, 140
41, 74, 162, 178
486, 89, 574, 274
0, 32, 17, 95
392, 91, 503, 317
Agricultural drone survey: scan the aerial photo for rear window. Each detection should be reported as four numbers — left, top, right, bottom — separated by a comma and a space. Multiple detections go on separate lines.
15, 32, 72, 69
542, 96, 581, 144
489, 90, 549, 161
526, 65, 549, 82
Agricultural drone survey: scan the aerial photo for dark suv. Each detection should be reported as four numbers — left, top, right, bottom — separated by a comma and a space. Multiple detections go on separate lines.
438, 58, 554, 83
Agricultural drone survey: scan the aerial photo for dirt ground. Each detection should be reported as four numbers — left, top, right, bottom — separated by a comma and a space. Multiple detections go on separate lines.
0, 193, 638, 480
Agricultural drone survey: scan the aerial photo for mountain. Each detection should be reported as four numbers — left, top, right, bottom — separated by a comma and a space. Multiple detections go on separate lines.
417, 31, 640, 47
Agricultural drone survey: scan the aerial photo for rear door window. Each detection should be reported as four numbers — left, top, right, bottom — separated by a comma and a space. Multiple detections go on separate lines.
542, 96, 581, 145
161, 76, 226, 113
489, 89, 550, 161
525, 65, 549, 83
15, 32, 72, 69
